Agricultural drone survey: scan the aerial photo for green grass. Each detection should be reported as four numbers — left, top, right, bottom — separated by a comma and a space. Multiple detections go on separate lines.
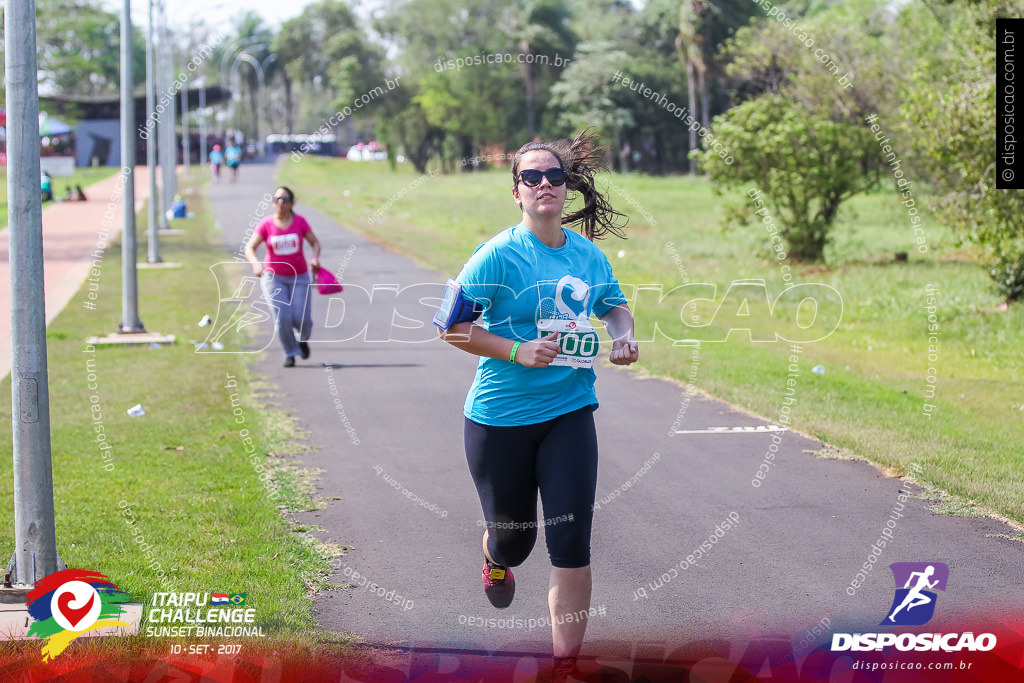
280, 157, 1024, 526
0, 166, 120, 230
0, 174, 356, 652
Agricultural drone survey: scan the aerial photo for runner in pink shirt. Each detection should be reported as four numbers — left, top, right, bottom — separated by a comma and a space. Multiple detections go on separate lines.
244, 186, 322, 366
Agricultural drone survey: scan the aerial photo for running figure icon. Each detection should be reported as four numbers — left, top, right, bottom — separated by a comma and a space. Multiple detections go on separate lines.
887, 565, 939, 622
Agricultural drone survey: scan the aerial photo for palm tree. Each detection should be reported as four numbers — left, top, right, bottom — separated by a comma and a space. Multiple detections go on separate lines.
676, 0, 759, 173
508, 0, 576, 139
675, 1, 704, 174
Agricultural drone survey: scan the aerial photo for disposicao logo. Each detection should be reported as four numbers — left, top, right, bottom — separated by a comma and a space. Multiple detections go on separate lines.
831, 562, 997, 653
26, 568, 131, 661
883, 562, 948, 626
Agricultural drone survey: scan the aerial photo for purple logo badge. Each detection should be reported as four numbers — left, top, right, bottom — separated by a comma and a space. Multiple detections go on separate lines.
882, 562, 949, 626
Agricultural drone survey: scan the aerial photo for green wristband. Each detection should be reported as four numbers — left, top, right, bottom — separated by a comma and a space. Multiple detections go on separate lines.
510, 341, 521, 364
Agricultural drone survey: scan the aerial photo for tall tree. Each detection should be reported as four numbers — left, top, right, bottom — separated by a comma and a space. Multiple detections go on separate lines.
275, 0, 386, 133
675, 1, 703, 174
33, 0, 145, 97
549, 42, 634, 168
377, 0, 526, 165
698, 0, 893, 260
226, 11, 273, 140
503, 0, 576, 139
900, 0, 1024, 301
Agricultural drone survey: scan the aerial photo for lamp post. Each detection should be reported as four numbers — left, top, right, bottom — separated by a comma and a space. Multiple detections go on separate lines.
5, 0, 62, 585
197, 76, 207, 169
233, 52, 264, 158
181, 79, 190, 176
119, 0, 143, 333
219, 36, 264, 139
157, 0, 175, 229
145, 0, 161, 262
260, 54, 276, 156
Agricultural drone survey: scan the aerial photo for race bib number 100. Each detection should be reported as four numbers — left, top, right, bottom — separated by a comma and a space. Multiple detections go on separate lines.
537, 318, 600, 368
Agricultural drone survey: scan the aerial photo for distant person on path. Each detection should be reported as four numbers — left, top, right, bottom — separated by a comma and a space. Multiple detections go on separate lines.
63, 184, 87, 202
244, 186, 322, 367
437, 130, 639, 680
225, 142, 242, 183
40, 171, 53, 202
209, 144, 224, 182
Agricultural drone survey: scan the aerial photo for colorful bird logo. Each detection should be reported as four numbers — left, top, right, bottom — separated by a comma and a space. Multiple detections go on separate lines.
26, 568, 131, 661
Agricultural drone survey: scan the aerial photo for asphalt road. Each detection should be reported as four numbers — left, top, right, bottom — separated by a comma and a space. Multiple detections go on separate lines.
206, 159, 1024, 663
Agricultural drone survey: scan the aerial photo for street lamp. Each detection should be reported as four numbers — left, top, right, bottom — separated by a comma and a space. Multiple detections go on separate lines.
145, 0, 161, 261
181, 79, 190, 176
261, 54, 277, 155
233, 52, 264, 157
220, 36, 264, 138
232, 47, 274, 157
196, 76, 207, 167
157, 0, 175, 229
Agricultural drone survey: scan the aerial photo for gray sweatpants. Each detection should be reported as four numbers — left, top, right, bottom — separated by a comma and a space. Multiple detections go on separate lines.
260, 270, 312, 358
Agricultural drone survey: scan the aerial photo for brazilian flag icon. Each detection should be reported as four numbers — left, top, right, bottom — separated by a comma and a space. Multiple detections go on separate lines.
229, 593, 247, 605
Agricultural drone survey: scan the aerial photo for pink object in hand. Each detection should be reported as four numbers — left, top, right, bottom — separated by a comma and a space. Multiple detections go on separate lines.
314, 265, 343, 295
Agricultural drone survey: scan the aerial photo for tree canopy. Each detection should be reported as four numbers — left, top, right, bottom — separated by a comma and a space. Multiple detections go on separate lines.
27, 0, 1024, 298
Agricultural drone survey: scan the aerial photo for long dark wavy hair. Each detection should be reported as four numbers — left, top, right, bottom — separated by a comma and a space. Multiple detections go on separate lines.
511, 129, 628, 241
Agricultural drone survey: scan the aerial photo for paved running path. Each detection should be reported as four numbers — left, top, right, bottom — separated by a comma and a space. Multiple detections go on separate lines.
209, 161, 1024, 662
0, 167, 153, 381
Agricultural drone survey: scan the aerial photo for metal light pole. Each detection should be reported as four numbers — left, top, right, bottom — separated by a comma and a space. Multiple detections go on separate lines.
157, 0, 174, 229
146, 0, 161, 262
235, 53, 264, 157
219, 36, 263, 138
197, 76, 207, 167
230, 44, 265, 144
4, 0, 61, 586
229, 58, 243, 144
181, 81, 190, 177
120, 0, 144, 333
260, 53, 276, 156
164, 0, 177, 201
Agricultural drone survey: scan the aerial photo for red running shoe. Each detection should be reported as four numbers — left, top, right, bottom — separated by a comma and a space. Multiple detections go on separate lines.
539, 656, 581, 683
482, 559, 515, 608
552, 657, 580, 683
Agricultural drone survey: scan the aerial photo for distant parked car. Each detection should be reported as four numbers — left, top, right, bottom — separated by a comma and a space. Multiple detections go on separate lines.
345, 142, 387, 161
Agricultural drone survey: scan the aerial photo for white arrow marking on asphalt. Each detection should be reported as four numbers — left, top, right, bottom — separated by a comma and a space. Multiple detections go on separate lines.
673, 425, 788, 434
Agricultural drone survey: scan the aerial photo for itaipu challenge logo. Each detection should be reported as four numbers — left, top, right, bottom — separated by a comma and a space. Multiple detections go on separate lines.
26, 568, 131, 661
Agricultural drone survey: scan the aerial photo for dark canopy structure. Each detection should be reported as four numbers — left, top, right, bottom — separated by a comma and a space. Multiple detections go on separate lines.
38, 84, 232, 166
40, 84, 231, 121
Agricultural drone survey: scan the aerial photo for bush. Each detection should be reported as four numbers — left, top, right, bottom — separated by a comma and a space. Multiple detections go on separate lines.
696, 95, 881, 262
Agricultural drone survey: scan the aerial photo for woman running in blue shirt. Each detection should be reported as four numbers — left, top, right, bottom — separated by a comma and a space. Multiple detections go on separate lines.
438, 130, 638, 678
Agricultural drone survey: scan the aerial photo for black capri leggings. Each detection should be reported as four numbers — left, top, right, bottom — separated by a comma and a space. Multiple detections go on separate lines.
464, 405, 598, 569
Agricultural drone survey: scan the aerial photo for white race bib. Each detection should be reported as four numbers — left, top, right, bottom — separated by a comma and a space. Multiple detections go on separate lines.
269, 233, 300, 256
537, 318, 600, 368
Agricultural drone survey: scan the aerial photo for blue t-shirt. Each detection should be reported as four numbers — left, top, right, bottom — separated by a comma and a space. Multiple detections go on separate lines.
455, 223, 627, 426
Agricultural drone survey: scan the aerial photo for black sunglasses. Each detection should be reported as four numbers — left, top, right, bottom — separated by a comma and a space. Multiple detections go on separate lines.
273, 196, 292, 203
518, 167, 567, 188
